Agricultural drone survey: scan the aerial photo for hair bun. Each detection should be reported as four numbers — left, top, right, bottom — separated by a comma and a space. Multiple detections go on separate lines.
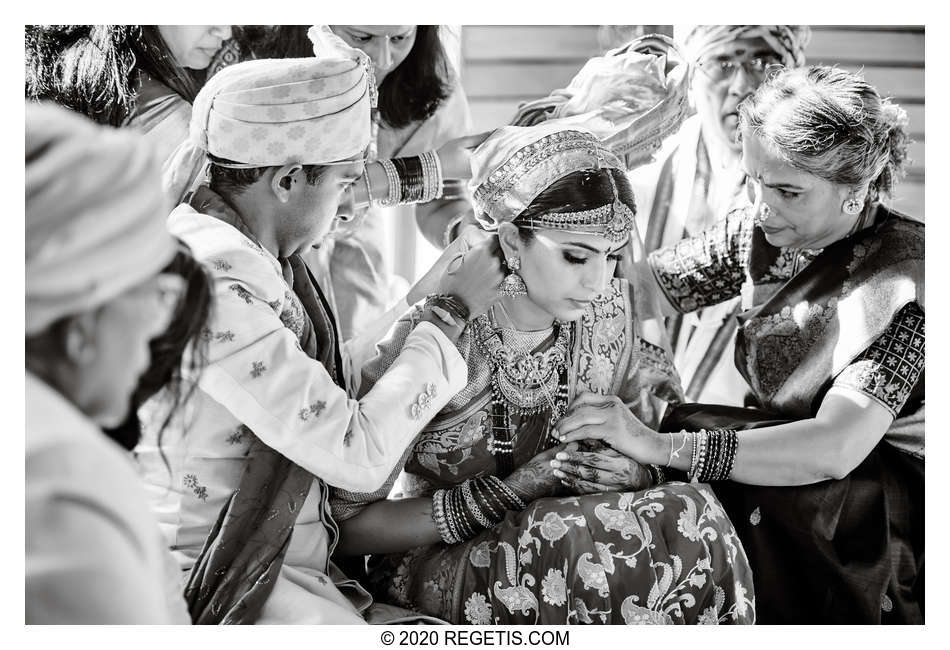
881, 101, 909, 131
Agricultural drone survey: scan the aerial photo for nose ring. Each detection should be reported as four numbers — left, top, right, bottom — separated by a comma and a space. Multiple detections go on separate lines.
754, 203, 771, 226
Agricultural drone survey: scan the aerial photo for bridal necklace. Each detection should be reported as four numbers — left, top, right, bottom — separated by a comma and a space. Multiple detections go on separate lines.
472, 307, 570, 469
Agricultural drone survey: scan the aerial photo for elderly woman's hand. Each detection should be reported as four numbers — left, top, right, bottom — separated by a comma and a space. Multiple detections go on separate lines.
550, 442, 653, 495
553, 392, 668, 467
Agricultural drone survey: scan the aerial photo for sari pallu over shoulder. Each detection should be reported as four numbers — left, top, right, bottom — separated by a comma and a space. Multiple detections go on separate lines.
735, 206, 923, 422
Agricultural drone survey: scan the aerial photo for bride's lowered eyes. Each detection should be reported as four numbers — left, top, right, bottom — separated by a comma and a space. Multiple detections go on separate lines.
562, 249, 624, 265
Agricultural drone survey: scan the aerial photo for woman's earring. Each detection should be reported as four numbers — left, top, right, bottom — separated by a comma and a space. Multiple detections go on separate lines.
843, 194, 863, 215
499, 257, 528, 297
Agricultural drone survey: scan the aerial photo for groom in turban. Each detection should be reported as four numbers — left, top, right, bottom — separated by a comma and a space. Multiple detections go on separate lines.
135, 30, 501, 624
627, 25, 810, 407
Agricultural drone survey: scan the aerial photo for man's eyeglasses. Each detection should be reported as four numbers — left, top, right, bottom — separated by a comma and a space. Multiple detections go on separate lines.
697, 56, 784, 83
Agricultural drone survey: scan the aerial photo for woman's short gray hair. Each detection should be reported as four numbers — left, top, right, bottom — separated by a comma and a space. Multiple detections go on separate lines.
738, 65, 910, 204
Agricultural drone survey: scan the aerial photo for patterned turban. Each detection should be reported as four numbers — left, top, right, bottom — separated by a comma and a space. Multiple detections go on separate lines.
26, 102, 176, 335
675, 25, 812, 68
188, 26, 374, 167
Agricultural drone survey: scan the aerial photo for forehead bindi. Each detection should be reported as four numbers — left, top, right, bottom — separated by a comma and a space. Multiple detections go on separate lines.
706, 36, 777, 61
742, 135, 811, 188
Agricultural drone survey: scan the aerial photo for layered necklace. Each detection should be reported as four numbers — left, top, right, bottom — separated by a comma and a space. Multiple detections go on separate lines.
471, 309, 571, 475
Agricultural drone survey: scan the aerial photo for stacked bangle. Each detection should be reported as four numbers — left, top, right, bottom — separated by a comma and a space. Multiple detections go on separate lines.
686, 428, 739, 482
362, 170, 375, 209
377, 152, 446, 207
378, 158, 400, 206
392, 156, 424, 204
424, 293, 471, 327
429, 476, 526, 545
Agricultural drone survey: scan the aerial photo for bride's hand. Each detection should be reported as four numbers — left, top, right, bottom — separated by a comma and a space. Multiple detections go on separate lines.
553, 392, 666, 466
503, 444, 567, 504
550, 444, 653, 495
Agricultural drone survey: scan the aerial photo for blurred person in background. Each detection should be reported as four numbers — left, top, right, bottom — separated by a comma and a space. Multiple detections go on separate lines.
627, 25, 811, 407
25, 103, 188, 623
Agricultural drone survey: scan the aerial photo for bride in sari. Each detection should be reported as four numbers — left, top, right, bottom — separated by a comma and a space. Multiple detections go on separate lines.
330, 103, 755, 622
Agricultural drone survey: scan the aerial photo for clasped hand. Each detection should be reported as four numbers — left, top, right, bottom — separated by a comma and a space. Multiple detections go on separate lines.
549, 392, 661, 492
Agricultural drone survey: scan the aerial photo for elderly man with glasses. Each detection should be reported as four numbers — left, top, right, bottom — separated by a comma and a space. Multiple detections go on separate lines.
628, 25, 811, 407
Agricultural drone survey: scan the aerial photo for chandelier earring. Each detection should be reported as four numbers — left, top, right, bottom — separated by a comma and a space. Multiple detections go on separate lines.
499, 256, 528, 297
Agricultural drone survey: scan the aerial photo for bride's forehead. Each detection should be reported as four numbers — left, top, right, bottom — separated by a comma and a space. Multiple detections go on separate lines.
532, 229, 623, 252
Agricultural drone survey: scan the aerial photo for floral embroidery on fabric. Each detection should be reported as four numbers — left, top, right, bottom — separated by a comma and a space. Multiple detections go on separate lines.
250, 361, 267, 378
575, 279, 627, 395
409, 383, 438, 420
834, 302, 924, 416
298, 401, 326, 422
418, 485, 755, 624
743, 298, 838, 401
226, 425, 251, 445
183, 473, 208, 501
229, 283, 254, 304
541, 567, 567, 606
279, 291, 306, 339
621, 598, 672, 624
203, 328, 236, 343
211, 258, 232, 272
648, 209, 752, 313
464, 592, 493, 624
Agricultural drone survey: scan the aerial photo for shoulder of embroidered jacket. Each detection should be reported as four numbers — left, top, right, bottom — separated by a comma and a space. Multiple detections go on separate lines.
169, 205, 286, 312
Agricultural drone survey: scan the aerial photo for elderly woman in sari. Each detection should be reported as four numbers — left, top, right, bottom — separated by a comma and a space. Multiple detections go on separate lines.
25, 103, 187, 623
555, 65, 923, 624
330, 44, 755, 624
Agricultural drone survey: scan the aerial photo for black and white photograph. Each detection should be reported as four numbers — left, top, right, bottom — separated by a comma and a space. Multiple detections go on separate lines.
19, 14, 932, 633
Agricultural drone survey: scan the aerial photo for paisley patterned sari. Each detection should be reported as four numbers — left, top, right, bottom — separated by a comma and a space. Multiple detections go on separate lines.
651, 204, 924, 623
332, 278, 755, 624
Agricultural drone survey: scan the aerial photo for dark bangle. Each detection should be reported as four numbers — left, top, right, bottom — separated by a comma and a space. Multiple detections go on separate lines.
647, 464, 666, 486
425, 293, 470, 321
393, 156, 424, 204
423, 293, 471, 330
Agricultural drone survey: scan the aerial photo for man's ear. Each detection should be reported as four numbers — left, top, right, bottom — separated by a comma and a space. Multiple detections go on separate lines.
497, 222, 522, 262
270, 163, 304, 203
63, 311, 98, 366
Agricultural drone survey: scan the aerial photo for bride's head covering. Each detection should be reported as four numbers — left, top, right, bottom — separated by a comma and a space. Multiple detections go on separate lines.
470, 123, 634, 243
471, 34, 690, 251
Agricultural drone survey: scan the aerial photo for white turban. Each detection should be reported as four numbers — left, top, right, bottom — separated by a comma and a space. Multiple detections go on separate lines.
674, 25, 811, 68
26, 102, 176, 335
188, 26, 374, 167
